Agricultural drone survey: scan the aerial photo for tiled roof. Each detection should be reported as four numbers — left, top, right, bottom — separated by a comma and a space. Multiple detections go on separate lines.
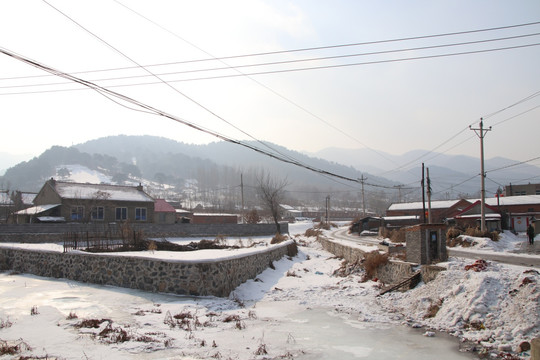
154, 199, 176, 213
53, 181, 153, 202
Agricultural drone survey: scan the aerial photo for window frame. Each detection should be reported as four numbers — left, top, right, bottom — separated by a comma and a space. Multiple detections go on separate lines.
90, 206, 104, 221
70, 206, 84, 221
115, 207, 128, 221
135, 207, 147, 221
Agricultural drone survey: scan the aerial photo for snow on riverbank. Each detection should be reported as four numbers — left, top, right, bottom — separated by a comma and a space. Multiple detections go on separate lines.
0, 223, 538, 359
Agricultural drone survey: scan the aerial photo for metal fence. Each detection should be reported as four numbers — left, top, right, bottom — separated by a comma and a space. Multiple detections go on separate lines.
63, 222, 144, 252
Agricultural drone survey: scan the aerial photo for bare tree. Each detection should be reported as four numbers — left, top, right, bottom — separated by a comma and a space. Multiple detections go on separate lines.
256, 172, 289, 234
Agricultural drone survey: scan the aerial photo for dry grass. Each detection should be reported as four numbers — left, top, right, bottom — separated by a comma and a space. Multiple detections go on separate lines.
271, 232, 288, 244
147, 240, 157, 252
304, 228, 322, 237
362, 251, 389, 282
255, 343, 268, 355
447, 227, 500, 246
380, 228, 405, 243
446, 227, 462, 240
424, 298, 444, 319
0, 317, 12, 329
66, 311, 78, 320
0, 340, 31, 356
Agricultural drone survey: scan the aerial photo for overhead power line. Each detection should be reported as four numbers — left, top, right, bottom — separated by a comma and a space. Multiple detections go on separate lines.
3, 19, 540, 83
2, 41, 540, 94
485, 155, 540, 174
0, 47, 367, 184
41, 0, 325, 182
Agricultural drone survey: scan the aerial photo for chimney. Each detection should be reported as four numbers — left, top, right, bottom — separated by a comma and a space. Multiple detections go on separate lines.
136, 183, 143, 191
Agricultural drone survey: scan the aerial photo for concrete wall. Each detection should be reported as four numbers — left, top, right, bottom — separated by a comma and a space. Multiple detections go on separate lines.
0, 240, 298, 297
0, 222, 289, 243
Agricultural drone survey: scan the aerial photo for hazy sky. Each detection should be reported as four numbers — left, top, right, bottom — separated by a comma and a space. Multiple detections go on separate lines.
1, 1, 539, 171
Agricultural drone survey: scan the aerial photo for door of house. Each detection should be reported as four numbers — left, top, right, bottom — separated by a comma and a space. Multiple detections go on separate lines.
512, 216, 527, 232
429, 230, 438, 262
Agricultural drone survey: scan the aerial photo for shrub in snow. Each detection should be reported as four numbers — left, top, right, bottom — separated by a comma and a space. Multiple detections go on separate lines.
361, 251, 389, 282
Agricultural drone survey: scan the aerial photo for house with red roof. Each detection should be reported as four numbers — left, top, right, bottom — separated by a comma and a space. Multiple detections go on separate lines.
154, 199, 177, 224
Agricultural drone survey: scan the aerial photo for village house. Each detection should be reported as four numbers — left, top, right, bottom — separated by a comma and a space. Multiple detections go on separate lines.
1, 191, 37, 222
386, 194, 540, 232
386, 199, 472, 224
153, 199, 177, 224
485, 194, 540, 232
13, 179, 155, 224
451, 200, 502, 232
504, 182, 540, 196
280, 204, 303, 220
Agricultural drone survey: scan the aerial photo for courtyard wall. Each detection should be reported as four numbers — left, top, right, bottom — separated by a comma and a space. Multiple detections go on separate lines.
0, 240, 297, 297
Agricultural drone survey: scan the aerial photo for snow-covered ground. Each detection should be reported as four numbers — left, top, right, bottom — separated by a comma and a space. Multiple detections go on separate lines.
0, 222, 538, 359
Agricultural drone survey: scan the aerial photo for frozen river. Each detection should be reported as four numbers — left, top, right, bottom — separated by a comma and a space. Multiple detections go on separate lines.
0, 273, 475, 359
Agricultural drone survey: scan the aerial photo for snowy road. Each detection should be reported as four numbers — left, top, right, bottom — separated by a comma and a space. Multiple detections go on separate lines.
330, 227, 380, 246
330, 226, 540, 268
447, 248, 540, 268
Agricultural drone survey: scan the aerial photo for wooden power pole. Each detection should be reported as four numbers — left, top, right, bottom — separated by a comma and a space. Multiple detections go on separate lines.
470, 119, 491, 232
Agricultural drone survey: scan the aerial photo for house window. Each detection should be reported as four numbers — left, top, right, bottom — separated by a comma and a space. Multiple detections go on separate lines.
115, 207, 127, 221
71, 206, 84, 221
515, 191, 526, 196
536, 190, 540, 195
90, 206, 104, 221
135, 207, 147, 221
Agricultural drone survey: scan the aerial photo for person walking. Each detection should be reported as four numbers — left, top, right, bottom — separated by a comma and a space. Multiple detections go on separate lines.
527, 223, 535, 245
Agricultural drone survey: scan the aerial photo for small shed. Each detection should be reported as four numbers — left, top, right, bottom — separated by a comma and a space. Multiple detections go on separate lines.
350, 216, 383, 233
12, 204, 62, 223
405, 223, 448, 265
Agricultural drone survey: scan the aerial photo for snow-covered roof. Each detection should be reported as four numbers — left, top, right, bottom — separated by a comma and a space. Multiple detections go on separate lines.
388, 199, 465, 211
193, 213, 238, 217
482, 195, 540, 207
52, 181, 153, 203
455, 213, 501, 219
14, 204, 60, 215
0, 192, 11, 205
37, 216, 66, 222
176, 209, 192, 214
21, 192, 37, 205
382, 215, 420, 221
389, 195, 540, 212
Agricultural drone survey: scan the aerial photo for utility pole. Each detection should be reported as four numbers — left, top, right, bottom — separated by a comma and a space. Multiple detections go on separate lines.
359, 175, 367, 217
325, 195, 330, 224
426, 167, 432, 223
240, 173, 244, 224
470, 119, 491, 232
394, 184, 403, 203
421, 163, 426, 224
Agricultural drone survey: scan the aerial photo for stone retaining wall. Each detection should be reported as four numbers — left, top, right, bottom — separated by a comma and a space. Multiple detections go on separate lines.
0, 241, 297, 297
316, 235, 444, 284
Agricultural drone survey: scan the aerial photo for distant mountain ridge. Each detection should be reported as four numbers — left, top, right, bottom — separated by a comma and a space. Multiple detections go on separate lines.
311, 147, 540, 198
1, 136, 537, 210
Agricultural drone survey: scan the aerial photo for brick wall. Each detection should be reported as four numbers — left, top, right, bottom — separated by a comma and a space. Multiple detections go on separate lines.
0, 222, 289, 243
